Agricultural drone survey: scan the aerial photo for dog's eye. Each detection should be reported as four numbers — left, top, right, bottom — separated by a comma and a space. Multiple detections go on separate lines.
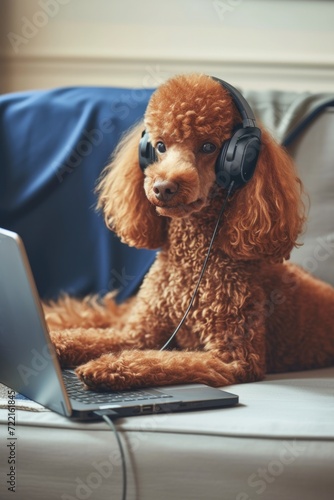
200, 142, 217, 154
156, 142, 166, 153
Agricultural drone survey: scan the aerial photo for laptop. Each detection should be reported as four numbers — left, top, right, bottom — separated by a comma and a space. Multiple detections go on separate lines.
0, 227, 238, 420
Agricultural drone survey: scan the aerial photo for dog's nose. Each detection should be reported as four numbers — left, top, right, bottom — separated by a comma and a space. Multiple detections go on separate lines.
153, 180, 179, 202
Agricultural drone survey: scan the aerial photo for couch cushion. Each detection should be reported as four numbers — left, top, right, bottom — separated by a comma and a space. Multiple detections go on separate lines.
1, 367, 334, 500
244, 90, 334, 286
288, 107, 334, 286
2, 367, 333, 438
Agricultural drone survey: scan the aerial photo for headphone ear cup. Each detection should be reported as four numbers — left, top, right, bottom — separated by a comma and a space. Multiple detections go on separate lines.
138, 131, 156, 171
234, 134, 261, 187
215, 140, 230, 187
216, 128, 261, 189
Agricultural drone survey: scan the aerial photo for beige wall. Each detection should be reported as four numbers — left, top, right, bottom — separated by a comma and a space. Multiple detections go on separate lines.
1, 0, 334, 93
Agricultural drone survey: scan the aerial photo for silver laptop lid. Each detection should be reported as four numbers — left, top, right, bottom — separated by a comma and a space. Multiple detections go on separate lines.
0, 228, 72, 417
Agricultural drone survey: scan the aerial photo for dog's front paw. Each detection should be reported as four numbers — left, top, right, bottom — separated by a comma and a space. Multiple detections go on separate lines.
50, 330, 89, 368
76, 353, 140, 391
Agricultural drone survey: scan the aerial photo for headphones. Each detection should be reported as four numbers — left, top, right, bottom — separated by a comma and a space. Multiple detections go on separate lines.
138, 76, 261, 190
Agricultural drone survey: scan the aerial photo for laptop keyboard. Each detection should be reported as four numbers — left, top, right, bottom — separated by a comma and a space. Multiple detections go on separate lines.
62, 370, 172, 405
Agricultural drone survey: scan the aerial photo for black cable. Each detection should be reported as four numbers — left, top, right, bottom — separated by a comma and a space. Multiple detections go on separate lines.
94, 412, 127, 500
160, 181, 235, 351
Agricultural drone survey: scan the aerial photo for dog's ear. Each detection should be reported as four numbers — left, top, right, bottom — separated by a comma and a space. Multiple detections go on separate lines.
96, 122, 167, 249
218, 129, 306, 262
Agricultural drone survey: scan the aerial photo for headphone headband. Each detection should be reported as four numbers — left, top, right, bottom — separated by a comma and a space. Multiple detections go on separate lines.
138, 75, 261, 190
210, 76, 257, 128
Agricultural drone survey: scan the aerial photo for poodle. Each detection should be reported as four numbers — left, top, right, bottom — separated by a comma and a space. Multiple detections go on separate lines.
47, 73, 334, 391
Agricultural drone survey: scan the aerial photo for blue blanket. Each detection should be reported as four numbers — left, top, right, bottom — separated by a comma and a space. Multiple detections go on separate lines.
0, 86, 156, 302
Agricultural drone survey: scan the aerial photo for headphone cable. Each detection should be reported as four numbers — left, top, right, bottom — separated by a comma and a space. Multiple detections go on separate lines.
99, 413, 127, 500
160, 181, 235, 351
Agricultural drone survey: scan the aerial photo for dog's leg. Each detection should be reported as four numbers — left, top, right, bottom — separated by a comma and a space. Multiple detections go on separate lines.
75, 349, 265, 390
71, 271, 268, 389
50, 328, 133, 368
50, 296, 176, 368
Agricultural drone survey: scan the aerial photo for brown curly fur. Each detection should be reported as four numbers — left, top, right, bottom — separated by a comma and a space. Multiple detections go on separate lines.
47, 73, 334, 391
